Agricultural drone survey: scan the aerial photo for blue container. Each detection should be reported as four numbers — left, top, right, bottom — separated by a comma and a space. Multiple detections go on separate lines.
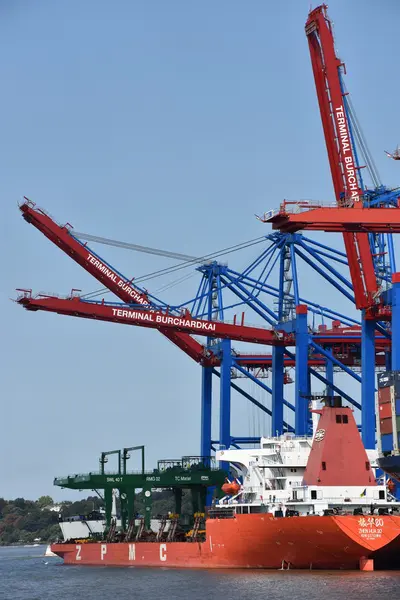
381, 433, 394, 453
396, 399, 400, 415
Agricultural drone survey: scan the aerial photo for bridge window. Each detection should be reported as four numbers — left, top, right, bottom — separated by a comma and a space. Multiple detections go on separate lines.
336, 414, 348, 424
311, 490, 317, 500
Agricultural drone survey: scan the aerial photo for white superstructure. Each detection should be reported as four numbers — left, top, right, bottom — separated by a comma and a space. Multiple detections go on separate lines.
215, 433, 397, 516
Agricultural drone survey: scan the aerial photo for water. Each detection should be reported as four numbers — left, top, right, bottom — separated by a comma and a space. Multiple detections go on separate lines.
0, 545, 399, 600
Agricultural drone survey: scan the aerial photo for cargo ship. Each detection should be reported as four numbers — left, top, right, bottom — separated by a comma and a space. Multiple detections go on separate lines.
51, 397, 400, 570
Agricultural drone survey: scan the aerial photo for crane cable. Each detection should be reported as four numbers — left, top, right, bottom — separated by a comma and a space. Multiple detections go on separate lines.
153, 271, 196, 294
73, 231, 199, 262
81, 235, 267, 300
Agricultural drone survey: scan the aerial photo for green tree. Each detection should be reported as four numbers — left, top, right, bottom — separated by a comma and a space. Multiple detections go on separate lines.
36, 495, 53, 508
0, 498, 6, 516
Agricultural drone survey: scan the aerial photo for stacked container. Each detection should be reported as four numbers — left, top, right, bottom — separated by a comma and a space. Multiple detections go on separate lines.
376, 371, 400, 454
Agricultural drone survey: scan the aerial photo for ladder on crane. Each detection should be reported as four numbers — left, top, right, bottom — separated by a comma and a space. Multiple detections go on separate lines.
124, 519, 135, 542
106, 518, 117, 542
166, 515, 179, 542
135, 517, 145, 541
156, 516, 168, 541
189, 512, 205, 541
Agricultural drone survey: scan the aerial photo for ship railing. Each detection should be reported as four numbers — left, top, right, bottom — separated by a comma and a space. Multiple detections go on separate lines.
287, 495, 398, 505
207, 506, 235, 519
260, 435, 313, 441
217, 488, 261, 506
223, 489, 245, 505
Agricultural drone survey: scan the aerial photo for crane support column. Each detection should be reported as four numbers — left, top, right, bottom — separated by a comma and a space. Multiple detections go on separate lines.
295, 305, 310, 434
386, 351, 392, 371
361, 314, 376, 449
104, 488, 112, 528
325, 346, 334, 396
127, 489, 135, 528
272, 346, 284, 435
200, 367, 213, 458
392, 273, 400, 371
219, 339, 232, 468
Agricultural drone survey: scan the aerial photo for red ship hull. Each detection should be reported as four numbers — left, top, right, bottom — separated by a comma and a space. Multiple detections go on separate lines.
51, 513, 400, 570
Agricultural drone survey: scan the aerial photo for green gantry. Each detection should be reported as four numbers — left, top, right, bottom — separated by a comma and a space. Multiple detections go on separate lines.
54, 446, 226, 530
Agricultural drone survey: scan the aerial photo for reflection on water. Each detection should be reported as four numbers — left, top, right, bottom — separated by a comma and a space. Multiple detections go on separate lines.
0, 546, 399, 600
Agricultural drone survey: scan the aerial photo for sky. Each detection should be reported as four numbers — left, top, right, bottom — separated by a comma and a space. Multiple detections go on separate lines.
1, 0, 400, 501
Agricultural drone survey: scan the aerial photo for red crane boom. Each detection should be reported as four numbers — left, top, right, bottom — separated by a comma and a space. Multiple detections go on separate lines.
305, 5, 378, 309
16, 294, 292, 346
19, 199, 215, 365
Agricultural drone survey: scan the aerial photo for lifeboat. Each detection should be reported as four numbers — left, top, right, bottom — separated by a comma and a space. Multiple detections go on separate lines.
221, 479, 241, 496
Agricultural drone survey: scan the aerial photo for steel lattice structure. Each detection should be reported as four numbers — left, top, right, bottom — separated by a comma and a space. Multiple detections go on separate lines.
15, 5, 400, 459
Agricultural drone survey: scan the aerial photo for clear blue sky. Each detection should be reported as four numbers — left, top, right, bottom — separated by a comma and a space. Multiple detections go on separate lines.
2, 0, 399, 500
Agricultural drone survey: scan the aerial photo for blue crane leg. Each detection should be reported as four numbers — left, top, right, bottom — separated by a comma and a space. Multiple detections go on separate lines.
295, 305, 309, 434
272, 346, 284, 435
392, 275, 400, 371
200, 367, 212, 459
361, 314, 376, 449
325, 346, 334, 395
219, 339, 232, 471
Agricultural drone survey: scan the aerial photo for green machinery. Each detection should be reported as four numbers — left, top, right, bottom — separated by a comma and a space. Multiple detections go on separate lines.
54, 446, 227, 531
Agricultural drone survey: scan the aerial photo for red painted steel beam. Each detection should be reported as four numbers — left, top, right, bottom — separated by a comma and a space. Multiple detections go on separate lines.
16, 295, 294, 346
267, 207, 400, 234
235, 356, 386, 368
19, 200, 214, 365
312, 335, 391, 346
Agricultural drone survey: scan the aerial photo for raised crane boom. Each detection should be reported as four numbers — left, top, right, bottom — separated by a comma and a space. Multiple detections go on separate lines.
16, 294, 291, 346
305, 5, 378, 309
19, 199, 215, 365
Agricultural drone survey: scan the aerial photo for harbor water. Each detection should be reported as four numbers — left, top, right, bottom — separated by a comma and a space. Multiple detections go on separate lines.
0, 545, 399, 600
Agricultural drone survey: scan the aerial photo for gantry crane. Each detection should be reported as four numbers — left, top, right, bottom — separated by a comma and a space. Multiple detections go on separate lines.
16, 199, 298, 440
261, 4, 400, 447
15, 5, 400, 456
